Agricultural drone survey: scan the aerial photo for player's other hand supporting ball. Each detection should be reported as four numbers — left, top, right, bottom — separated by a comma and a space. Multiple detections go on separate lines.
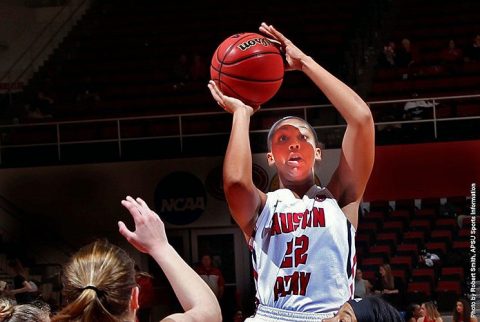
207, 80, 256, 116
259, 22, 307, 72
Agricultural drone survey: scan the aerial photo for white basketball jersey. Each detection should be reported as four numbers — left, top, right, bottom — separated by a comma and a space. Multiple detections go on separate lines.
249, 185, 356, 314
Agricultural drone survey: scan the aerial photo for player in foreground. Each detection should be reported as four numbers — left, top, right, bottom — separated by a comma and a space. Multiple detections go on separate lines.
52, 196, 221, 322
208, 22, 375, 321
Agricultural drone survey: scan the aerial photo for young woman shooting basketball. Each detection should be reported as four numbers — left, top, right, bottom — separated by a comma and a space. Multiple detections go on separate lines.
208, 22, 374, 321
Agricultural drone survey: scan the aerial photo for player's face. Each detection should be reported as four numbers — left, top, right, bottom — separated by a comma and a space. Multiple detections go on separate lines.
201, 255, 212, 268
268, 120, 320, 183
379, 266, 385, 276
420, 304, 426, 317
456, 301, 463, 313
413, 305, 422, 317
323, 302, 357, 322
356, 269, 363, 280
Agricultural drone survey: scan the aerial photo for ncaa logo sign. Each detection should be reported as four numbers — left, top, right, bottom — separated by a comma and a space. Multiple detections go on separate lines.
154, 171, 206, 225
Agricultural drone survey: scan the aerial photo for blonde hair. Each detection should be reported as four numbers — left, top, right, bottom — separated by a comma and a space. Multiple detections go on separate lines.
0, 297, 50, 322
423, 301, 441, 319
381, 264, 395, 290
52, 240, 136, 322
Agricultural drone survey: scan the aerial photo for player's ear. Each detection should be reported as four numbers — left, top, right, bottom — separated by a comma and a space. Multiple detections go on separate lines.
267, 152, 275, 166
315, 147, 322, 162
130, 286, 139, 311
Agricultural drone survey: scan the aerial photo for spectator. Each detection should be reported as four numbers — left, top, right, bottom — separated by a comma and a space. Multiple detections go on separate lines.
27, 280, 40, 300
405, 303, 423, 322
441, 40, 464, 74
396, 38, 419, 68
442, 40, 464, 63
374, 264, 400, 306
396, 38, 421, 80
0, 297, 50, 322
453, 298, 478, 322
404, 99, 437, 121
464, 34, 480, 62
5, 260, 36, 304
380, 40, 397, 67
135, 265, 155, 322
233, 310, 245, 322
195, 254, 225, 300
26, 90, 54, 119
418, 249, 440, 268
418, 301, 443, 322
354, 268, 373, 298
375, 264, 397, 293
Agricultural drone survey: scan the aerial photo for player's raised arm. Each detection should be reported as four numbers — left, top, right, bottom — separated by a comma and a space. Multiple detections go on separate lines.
304, 63, 374, 229
306, 61, 374, 229
260, 23, 375, 229
208, 81, 266, 239
119, 196, 221, 322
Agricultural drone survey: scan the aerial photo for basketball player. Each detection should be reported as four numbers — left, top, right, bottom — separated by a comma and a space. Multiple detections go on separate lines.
324, 297, 404, 322
208, 22, 374, 321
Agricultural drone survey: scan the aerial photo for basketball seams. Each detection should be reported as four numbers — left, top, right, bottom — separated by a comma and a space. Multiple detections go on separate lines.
211, 64, 284, 82
217, 33, 254, 92
221, 52, 282, 66
216, 33, 254, 62
218, 79, 259, 106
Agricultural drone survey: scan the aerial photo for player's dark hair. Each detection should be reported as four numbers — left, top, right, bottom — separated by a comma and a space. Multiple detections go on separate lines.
267, 116, 320, 150
348, 296, 403, 322
453, 298, 471, 322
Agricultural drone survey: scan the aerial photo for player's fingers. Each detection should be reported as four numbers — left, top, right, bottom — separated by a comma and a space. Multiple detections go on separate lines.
266, 37, 282, 46
210, 80, 224, 98
265, 37, 285, 56
121, 198, 143, 221
259, 24, 275, 39
207, 81, 219, 96
118, 221, 147, 252
259, 22, 273, 33
208, 84, 223, 105
136, 197, 148, 207
208, 81, 226, 106
136, 197, 151, 213
126, 195, 141, 207
268, 24, 289, 43
118, 221, 135, 240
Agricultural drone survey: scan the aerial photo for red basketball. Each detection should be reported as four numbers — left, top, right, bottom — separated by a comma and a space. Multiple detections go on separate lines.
211, 33, 284, 109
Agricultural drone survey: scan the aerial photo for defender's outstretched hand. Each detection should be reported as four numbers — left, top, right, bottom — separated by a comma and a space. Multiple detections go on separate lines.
259, 22, 308, 71
119, 196, 222, 321
118, 196, 167, 254
208, 80, 256, 115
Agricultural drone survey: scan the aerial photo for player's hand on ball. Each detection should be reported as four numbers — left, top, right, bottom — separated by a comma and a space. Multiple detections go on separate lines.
259, 22, 307, 71
208, 80, 256, 115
